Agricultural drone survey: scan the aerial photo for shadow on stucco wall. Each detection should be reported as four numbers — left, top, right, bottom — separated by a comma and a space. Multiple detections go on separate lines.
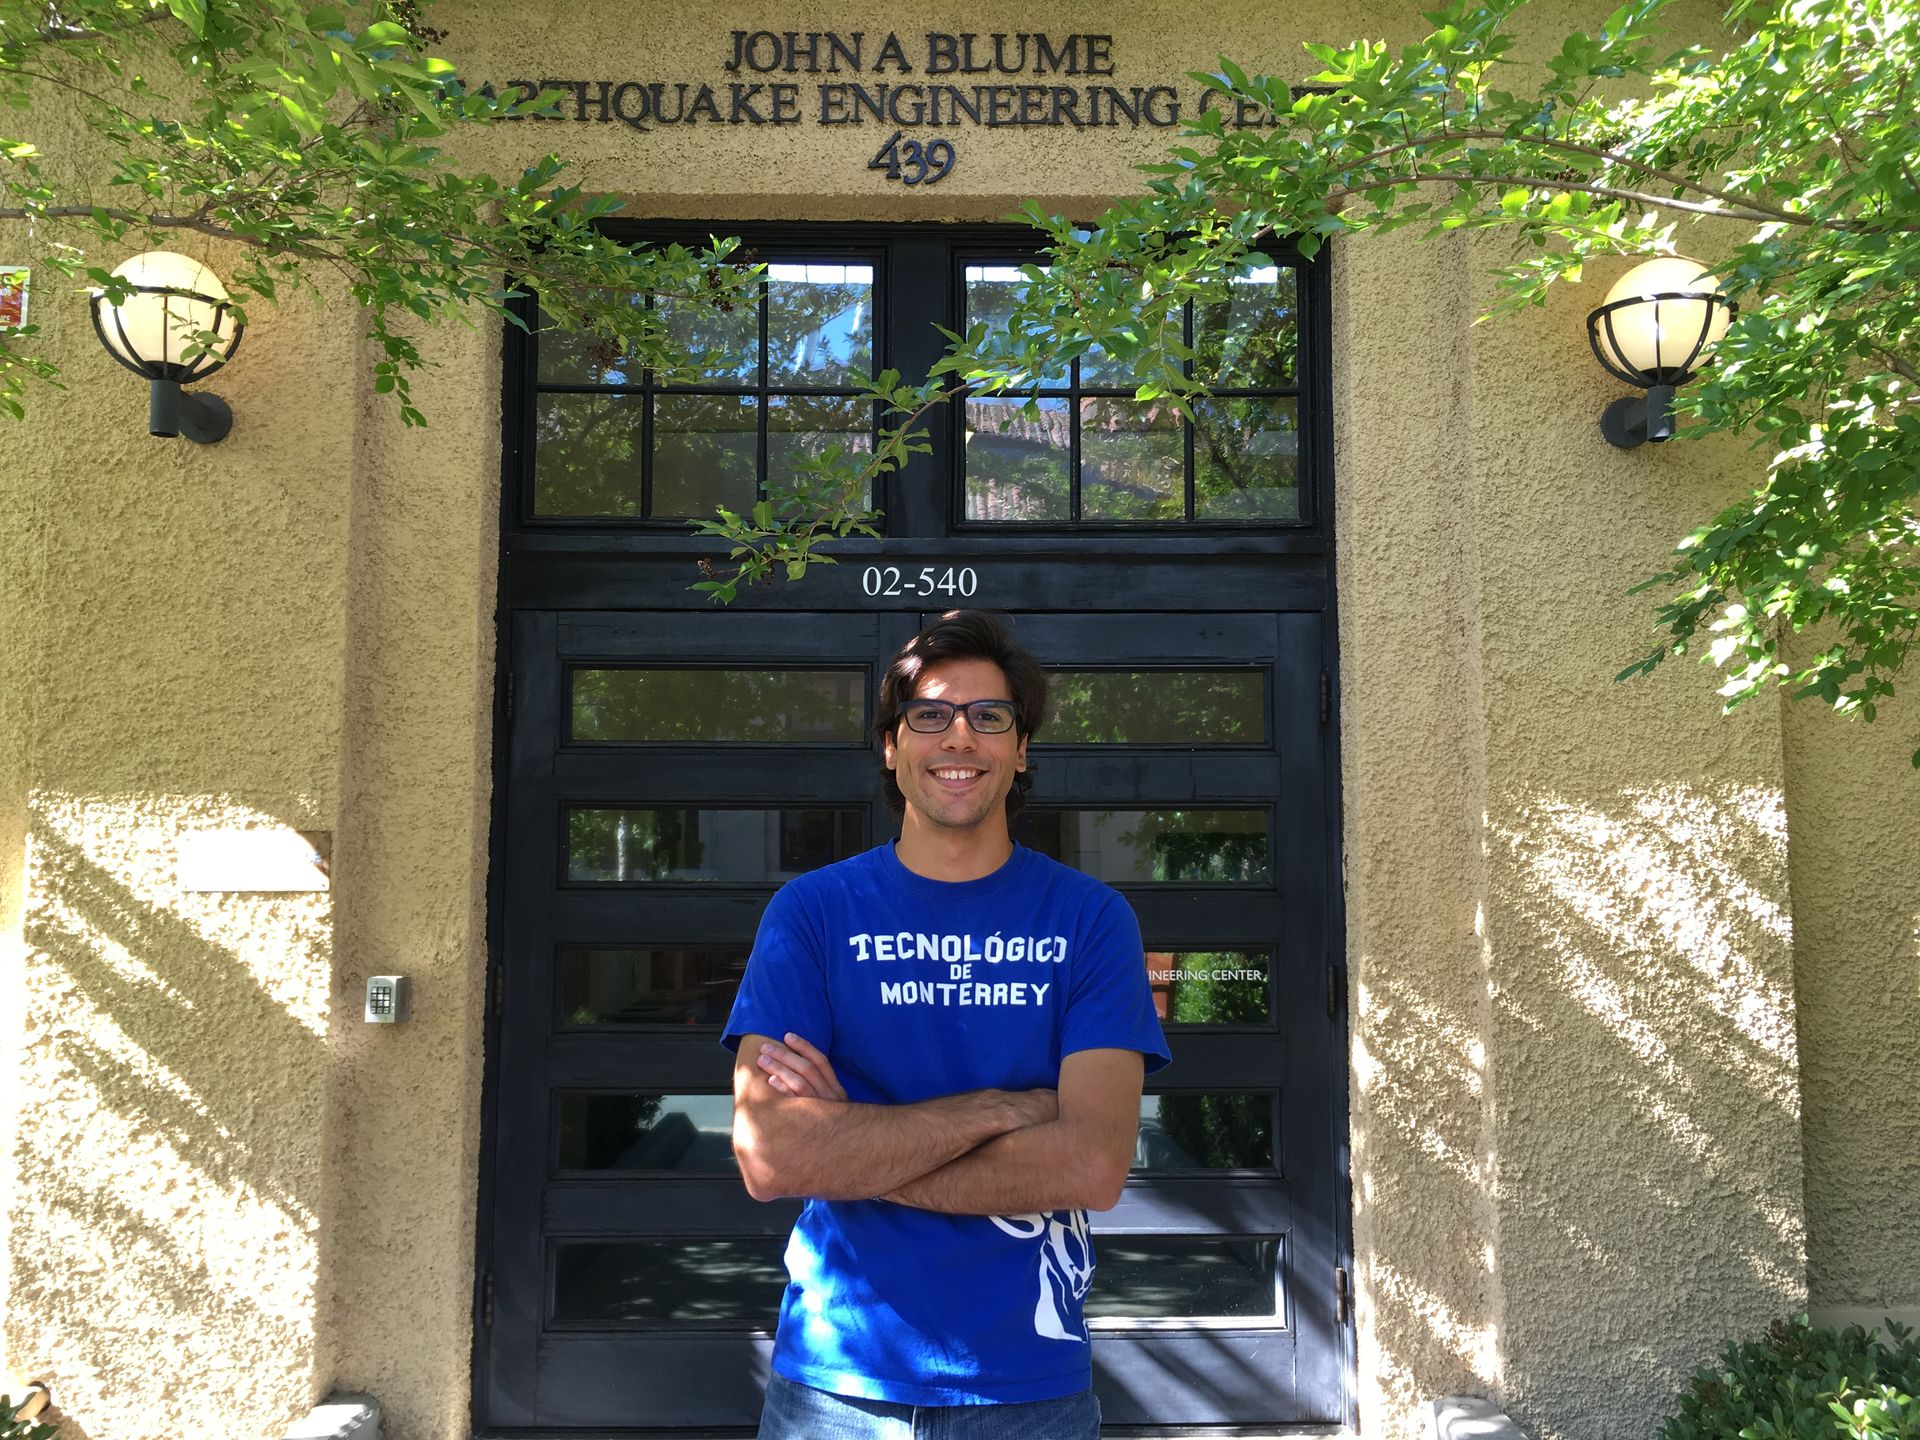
1347, 778, 1804, 1440
8, 799, 329, 1440
1350, 936, 1502, 1431
1484, 779, 1804, 1437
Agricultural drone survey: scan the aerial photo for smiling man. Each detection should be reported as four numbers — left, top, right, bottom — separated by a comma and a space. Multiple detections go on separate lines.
725, 608, 1171, 1440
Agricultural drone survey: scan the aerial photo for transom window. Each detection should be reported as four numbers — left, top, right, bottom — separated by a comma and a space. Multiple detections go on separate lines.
509, 229, 1322, 535
962, 262, 1303, 525
530, 259, 877, 520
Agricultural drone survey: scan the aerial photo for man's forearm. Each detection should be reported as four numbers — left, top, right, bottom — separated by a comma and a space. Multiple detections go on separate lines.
884, 1118, 1127, 1215
736, 1089, 1047, 1202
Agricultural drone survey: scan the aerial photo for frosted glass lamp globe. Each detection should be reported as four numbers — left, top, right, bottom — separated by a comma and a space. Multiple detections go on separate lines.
87, 250, 243, 442
89, 250, 242, 382
1588, 256, 1731, 386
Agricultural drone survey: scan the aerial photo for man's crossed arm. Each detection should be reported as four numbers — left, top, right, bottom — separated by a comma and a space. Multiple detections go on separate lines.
730, 1033, 1143, 1215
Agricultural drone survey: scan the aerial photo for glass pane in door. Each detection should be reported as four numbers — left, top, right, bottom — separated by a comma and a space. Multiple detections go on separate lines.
1086, 1238, 1284, 1323
569, 668, 867, 743
558, 946, 750, 1027
1045, 669, 1266, 744
1024, 809, 1271, 883
552, 1240, 790, 1326
566, 807, 865, 882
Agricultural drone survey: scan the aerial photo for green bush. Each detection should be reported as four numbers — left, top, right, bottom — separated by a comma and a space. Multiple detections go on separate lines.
1664, 1317, 1920, 1439
0, 1393, 56, 1440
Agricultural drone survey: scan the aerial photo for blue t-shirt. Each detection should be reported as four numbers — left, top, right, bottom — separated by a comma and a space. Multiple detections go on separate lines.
723, 840, 1171, 1405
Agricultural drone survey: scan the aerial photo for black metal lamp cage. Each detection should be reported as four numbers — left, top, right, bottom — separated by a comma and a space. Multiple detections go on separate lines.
1585, 285, 1734, 449
88, 265, 244, 444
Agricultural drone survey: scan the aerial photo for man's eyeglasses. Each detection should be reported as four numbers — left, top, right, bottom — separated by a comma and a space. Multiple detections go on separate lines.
900, 698, 1018, 735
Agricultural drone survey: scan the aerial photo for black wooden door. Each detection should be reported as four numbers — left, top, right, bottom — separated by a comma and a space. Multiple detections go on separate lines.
486, 608, 916, 1429
478, 224, 1351, 1434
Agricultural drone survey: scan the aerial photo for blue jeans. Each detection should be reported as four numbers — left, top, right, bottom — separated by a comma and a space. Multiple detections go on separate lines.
757, 1373, 1101, 1440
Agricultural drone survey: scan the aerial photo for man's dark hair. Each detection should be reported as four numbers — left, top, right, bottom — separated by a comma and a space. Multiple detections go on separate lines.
875, 609, 1049, 819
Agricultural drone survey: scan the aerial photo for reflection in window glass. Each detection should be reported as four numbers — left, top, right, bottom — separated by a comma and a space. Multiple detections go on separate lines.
961, 259, 1304, 526
553, 1240, 789, 1326
1080, 398, 1183, 520
557, 1094, 737, 1171
961, 266, 1069, 385
1022, 810, 1270, 884
567, 808, 864, 882
537, 298, 647, 385
1085, 1237, 1282, 1322
558, 946, 749, 1026
652, 393, 757, 518
1136, 1093, 1275, 1170
570, 669, 866, 744
533, 393, 643, 517
1146, 951, 1272, 1025
1193, 266, 1298, 388
767, 263, 874, 386
1194, 397, 1299, 520
1045, 670, 1265, 744
657, 287, 760, 384
964, 396, 1069, 520
529, 259, 880, 525
1077, 338, 1136, 390
768, 394, 873, 505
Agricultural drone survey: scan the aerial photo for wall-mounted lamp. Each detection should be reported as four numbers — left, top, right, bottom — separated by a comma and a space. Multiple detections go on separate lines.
1586, 256, 1732, 449
88, 251, 243, 443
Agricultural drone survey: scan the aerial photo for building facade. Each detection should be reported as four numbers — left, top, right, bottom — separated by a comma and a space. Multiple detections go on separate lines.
2, 2, 1917, 1439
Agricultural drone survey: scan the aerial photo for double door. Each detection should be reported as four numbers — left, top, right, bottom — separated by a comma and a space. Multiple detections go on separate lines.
479, 598, 1349, 1431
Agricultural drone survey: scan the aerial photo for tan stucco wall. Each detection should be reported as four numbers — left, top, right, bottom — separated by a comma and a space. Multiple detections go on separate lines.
1783, 684, 1920, 1335
0, 252, 358, 1440
2, 2, 1914, 1439
1333, 224, 1809, 1440
311, 322, 502, 1440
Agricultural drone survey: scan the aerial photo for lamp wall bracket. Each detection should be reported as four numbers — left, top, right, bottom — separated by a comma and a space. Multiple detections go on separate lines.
149, 378, 232, 444
1600, 383, 1676, 449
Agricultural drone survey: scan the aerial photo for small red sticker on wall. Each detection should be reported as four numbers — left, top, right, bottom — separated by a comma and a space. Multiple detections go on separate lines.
0, 268, 26, 329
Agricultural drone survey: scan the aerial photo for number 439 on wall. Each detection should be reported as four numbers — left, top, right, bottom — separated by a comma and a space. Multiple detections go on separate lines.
868, 130, 956, 186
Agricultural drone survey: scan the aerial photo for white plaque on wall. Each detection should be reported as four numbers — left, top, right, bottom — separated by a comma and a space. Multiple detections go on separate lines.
178, 828, 331, 892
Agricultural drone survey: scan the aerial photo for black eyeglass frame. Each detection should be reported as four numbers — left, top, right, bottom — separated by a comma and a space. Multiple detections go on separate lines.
898, 698, 1019, 735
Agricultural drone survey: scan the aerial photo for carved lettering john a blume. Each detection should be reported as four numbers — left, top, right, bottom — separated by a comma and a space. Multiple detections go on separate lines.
726, 30, 866, 74
723, 29, 1116, 77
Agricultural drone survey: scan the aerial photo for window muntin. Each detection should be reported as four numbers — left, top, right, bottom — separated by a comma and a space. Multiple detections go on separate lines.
531, 260, 877, 520
961, 263, 1303, 526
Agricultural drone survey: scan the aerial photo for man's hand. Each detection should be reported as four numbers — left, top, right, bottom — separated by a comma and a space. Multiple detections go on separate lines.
755, 1035, 1059, 1128
880, 1048, 1145, 1215
755, 1033, 847, 1101
730, 1032, 1057, 1202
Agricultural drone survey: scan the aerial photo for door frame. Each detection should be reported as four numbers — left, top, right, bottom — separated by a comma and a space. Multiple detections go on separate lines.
472, 221, 1354, 1436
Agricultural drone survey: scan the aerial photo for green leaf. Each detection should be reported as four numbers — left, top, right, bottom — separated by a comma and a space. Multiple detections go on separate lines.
166, 0, 208, 37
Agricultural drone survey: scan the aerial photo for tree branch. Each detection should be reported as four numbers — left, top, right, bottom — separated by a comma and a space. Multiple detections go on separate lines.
22, 9, 170, 44
1874, 350, 1920, 388
1328, 126, 1810, 224
0, 203, 351, 261
1328, 170, 1903, 230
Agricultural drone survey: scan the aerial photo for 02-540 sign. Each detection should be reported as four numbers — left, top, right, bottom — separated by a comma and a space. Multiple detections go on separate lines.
862, 565, 978, 598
